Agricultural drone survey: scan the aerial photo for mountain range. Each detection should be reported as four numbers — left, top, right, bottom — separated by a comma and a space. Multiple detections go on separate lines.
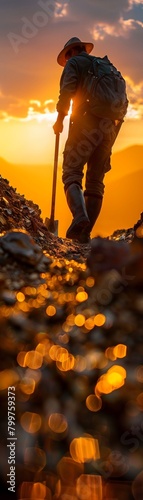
0, 145, 143, 237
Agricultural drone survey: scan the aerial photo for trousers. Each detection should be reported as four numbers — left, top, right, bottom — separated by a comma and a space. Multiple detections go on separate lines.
62, 111, 122, 197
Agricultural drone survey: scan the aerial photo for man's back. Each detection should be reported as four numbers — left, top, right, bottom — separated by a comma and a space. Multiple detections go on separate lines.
57, 51, 96, 116
58, 51, 128, 120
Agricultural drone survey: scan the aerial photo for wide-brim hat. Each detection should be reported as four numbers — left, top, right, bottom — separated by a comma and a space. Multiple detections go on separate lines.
57, 37, 94, 66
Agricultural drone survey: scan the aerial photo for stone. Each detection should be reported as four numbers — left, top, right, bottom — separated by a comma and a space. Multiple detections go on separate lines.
87, 236, 131, 275
0, 231, 43, 265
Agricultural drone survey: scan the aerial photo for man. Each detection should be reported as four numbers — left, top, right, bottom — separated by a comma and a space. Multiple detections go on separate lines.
53, 37, 124, 243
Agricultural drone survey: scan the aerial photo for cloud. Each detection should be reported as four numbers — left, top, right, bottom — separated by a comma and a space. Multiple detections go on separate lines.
0, 0, 143, 117
91, 17, 143, 40
126, 76, 143, 119
54, 2, 70, 19
0, 90, 28, 117
0, 91, 56, 119
1, 0, 70, 36
28, 99, 56, 116
67, 0, 142, 25
0, 80, 143, 123
0, 93, 72, 124
128, 0, 143, 5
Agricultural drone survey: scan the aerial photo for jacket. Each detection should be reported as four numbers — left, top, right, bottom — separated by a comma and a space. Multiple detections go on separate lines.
56, 51, 97, 118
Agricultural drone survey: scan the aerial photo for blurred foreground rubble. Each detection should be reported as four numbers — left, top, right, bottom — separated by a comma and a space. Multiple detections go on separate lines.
0, 175, 143, 500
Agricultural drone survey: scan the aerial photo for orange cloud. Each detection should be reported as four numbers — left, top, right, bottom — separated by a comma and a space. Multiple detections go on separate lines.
0, 82, 143, 124
129, 0, 143, 5
125, 77, 143, 119
54, 2, 69, 19
91, 17, 143, 41
0, 93, 56, 120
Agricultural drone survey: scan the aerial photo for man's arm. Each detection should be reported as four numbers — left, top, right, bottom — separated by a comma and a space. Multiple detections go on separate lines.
53, 111, 65, 134
53, 59, 78, 134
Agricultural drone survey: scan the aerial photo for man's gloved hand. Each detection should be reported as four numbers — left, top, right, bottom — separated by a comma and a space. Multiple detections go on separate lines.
53, 113, 64, 134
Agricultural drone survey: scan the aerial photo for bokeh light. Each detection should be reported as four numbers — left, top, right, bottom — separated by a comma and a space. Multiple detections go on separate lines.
70, 436, 100, 463
76, 474, 102, 500
20, 412, 41, 433
48, 413, 68, 434
46, 305, 56, 316
19, 377, 35, 395
95, 365, 126, 395
24, 351, 43, 369
0, 369, 19, 390
94, 314, 106, 326
86, 276, 95, 287
16, 291, 25, 302
113, 344, 127, 358
24, 447, 46, 472
86, 394, 102, 412
57, 456, 84, 483
74, 314, 85, 327
136, 365, 143, 383
76, 290, 88, 302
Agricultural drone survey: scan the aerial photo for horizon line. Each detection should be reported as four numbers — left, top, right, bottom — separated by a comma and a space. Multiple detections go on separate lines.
0, 143, 143, 166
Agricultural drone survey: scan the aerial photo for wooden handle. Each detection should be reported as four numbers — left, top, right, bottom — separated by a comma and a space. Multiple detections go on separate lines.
50, 133, 60, 222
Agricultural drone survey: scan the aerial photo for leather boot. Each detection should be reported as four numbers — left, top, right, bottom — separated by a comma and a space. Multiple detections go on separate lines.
66, 184, 90, 239
78, 195, 103, 243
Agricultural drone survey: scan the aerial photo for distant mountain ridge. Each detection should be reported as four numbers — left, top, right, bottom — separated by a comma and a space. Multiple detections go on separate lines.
109, 144, 143, 182
0, 144, 143, 176
0, 145, 143, 237
94, 166, 143, 237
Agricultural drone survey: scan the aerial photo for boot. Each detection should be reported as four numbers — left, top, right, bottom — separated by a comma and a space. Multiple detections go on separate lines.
66, 184, 90, 239
78, 195, 103, 243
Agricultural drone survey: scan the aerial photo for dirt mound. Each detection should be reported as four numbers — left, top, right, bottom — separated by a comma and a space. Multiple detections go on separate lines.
0, 175, 143, 500
1, 174, 142, 260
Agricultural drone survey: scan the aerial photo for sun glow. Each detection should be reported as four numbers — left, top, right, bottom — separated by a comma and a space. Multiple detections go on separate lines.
0, 112, 70, 165
0, 86, 142, 164
0, 99, 73, 164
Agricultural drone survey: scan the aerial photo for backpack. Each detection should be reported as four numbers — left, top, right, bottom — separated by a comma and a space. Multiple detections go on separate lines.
82, 55, 128, 120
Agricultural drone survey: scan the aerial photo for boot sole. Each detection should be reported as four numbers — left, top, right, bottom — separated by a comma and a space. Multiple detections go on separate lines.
66, 216, 90, 239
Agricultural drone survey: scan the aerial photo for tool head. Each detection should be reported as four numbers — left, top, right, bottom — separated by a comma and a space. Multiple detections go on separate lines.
45, 217, 59, 236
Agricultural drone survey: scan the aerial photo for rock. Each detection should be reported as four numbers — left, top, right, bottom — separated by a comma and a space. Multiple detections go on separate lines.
125, 233, 143, 285
0, 173, 143, 498
134, 211, 143, 231
0, 231, 42, 265
1, 290, 16, 305
0, 214, 6, 225
87, 236, 131, 275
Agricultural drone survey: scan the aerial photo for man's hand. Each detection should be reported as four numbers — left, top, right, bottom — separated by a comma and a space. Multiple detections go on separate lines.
53, 113, 64, 134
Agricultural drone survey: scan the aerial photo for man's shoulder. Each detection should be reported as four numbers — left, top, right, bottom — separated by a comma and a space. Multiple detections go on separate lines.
73, 51, 95, 63
65, 52, 95, 71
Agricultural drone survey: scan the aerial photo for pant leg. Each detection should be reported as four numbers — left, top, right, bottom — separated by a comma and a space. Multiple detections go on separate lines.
85, 117, 122, 197
62, 112, 103, 191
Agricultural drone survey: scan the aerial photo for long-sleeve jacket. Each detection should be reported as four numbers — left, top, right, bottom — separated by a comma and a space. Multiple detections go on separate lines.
56, 51, 96, 118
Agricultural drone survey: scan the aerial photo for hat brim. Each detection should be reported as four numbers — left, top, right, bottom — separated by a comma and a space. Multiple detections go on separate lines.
57, 41, 94, 66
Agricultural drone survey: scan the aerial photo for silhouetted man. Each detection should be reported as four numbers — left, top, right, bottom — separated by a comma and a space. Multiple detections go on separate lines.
53, 37, 125, 243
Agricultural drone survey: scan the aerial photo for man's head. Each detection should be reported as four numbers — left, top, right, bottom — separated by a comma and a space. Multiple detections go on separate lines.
57, 37, 94, 67
65, 44, 86, 62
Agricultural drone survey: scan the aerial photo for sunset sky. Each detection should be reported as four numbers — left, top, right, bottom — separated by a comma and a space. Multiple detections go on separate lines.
0, 0, 143, 165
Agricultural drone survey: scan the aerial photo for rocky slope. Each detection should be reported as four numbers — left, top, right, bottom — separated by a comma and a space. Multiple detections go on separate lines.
0, 175, 143, 500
